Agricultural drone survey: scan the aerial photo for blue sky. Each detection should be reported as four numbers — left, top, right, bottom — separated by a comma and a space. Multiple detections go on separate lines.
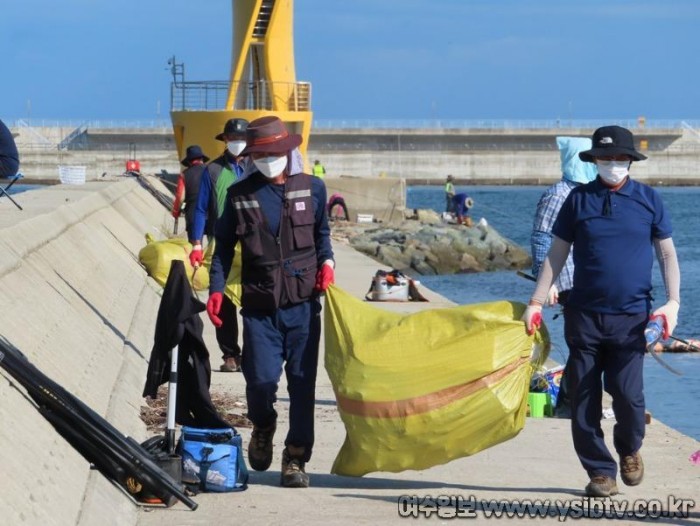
2, 0, 700, 122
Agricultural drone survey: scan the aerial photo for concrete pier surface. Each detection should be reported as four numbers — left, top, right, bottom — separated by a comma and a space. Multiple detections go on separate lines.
0, 181, 697, 525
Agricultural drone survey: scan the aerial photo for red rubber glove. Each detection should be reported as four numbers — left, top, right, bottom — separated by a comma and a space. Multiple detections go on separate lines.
189, 243, 203, 268
314, 263, 335, 292
206, 292, 223, 328
521, 304, 543, 336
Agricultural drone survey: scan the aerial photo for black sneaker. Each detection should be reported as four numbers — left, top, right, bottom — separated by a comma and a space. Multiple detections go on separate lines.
281, 446, 309, 488
248, 422, 276, 471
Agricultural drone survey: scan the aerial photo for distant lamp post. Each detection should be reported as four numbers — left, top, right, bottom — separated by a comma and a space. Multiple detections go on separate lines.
167, 56, 185, 110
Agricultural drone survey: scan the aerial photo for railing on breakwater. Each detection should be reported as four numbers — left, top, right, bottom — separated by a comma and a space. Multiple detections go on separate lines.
7, 118, 700, 130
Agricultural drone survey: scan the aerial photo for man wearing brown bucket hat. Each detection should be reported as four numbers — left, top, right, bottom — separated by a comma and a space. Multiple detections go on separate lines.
522, 125, 681, 497
207, 115, 335, 488
189, 118, 249, 373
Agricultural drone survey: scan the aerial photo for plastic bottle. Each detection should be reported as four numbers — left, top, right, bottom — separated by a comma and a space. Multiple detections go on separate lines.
644, 315, 665, 349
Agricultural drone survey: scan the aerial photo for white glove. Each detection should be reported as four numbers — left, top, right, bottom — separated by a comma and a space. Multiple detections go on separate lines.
546, 284, 559, 306
652, 300, 680, 339
521, 304, 543, 336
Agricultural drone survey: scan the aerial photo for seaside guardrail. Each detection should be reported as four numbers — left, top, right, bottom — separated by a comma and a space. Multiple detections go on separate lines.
7, 118, 700, 130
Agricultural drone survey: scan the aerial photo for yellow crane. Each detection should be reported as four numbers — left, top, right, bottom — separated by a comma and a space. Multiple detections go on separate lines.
170, 0, 312, 165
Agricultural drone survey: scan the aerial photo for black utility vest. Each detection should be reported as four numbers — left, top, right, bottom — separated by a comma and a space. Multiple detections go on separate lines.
230, 173, 318, 310
182, 164, 207, 228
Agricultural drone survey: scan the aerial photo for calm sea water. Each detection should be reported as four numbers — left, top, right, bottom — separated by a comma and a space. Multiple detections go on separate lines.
407, 185, 700, 441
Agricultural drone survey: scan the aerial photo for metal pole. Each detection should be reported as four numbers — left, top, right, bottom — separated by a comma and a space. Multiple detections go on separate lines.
166, 345, 178, 454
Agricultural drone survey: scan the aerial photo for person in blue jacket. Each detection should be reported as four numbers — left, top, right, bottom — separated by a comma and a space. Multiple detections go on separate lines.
189, 118, 249, 373
206, 116, 334, 489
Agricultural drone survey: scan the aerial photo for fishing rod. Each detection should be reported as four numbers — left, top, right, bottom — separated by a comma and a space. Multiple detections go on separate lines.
516, 270, 696, 363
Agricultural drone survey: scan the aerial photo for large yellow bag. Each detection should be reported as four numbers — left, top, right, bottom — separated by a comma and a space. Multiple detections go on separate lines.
138, 235, 242, 305
138, 234, 208, 290
324, 285, 549, 477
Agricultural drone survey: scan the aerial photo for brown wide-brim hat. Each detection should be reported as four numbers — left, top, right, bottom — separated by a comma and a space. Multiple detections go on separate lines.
579, 125, 647, 163
240, 116, 303, 155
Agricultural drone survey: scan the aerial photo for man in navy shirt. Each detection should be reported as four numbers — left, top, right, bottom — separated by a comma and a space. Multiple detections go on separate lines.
522, 126, 681, 498
207, 116, 334, 489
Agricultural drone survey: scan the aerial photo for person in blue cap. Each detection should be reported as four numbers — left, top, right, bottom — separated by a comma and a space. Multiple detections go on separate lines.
189, 118, 250, 373
522, 125, 681, 498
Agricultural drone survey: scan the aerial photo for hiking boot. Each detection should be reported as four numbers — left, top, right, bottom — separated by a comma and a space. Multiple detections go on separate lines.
248, 422, 276, 471
585, 475, 619, 497
620, 451, 644, 486
281, 446, 309, 488
220, 356, 241, 372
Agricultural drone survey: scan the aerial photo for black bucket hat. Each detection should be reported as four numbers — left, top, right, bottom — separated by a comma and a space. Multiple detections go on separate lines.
180, 145, 209, 166
215, 118, 249, 141
579, 125, 647, 163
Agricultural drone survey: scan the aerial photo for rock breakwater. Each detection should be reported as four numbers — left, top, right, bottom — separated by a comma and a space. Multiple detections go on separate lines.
330, 209, 531, 276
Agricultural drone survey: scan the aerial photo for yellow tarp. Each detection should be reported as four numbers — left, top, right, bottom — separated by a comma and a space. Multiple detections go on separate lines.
323, 285, 549, 477
138, 234, 242, 306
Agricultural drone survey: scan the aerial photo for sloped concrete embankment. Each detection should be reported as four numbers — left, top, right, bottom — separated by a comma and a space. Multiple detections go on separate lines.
0, 180, 173, 526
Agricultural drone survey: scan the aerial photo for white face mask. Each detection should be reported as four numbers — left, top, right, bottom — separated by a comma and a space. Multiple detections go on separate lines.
597, 160, 630, 186
226, 140, 247, 157
254, 155, 288, 179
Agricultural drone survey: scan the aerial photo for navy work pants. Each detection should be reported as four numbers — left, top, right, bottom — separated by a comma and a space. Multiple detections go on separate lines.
241, 299, 321, 462
564, 307, 647, 479
216, 294, 241, 360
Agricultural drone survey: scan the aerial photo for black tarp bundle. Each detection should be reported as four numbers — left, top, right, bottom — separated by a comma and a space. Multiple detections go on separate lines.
0, 337, 197, 510
142, 259, 229, 429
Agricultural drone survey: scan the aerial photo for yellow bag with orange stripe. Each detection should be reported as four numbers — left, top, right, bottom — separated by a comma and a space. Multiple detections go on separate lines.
323, 285, 549, 476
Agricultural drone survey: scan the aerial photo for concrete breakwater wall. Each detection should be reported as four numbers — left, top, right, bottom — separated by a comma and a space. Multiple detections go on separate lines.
12, 125, 700, 184
0, 180, 174, 526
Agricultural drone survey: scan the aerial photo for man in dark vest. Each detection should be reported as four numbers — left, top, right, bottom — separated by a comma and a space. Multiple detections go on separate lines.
207, 116, 335, 488
171, 145, 209, 241
189, 118, 249, 373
